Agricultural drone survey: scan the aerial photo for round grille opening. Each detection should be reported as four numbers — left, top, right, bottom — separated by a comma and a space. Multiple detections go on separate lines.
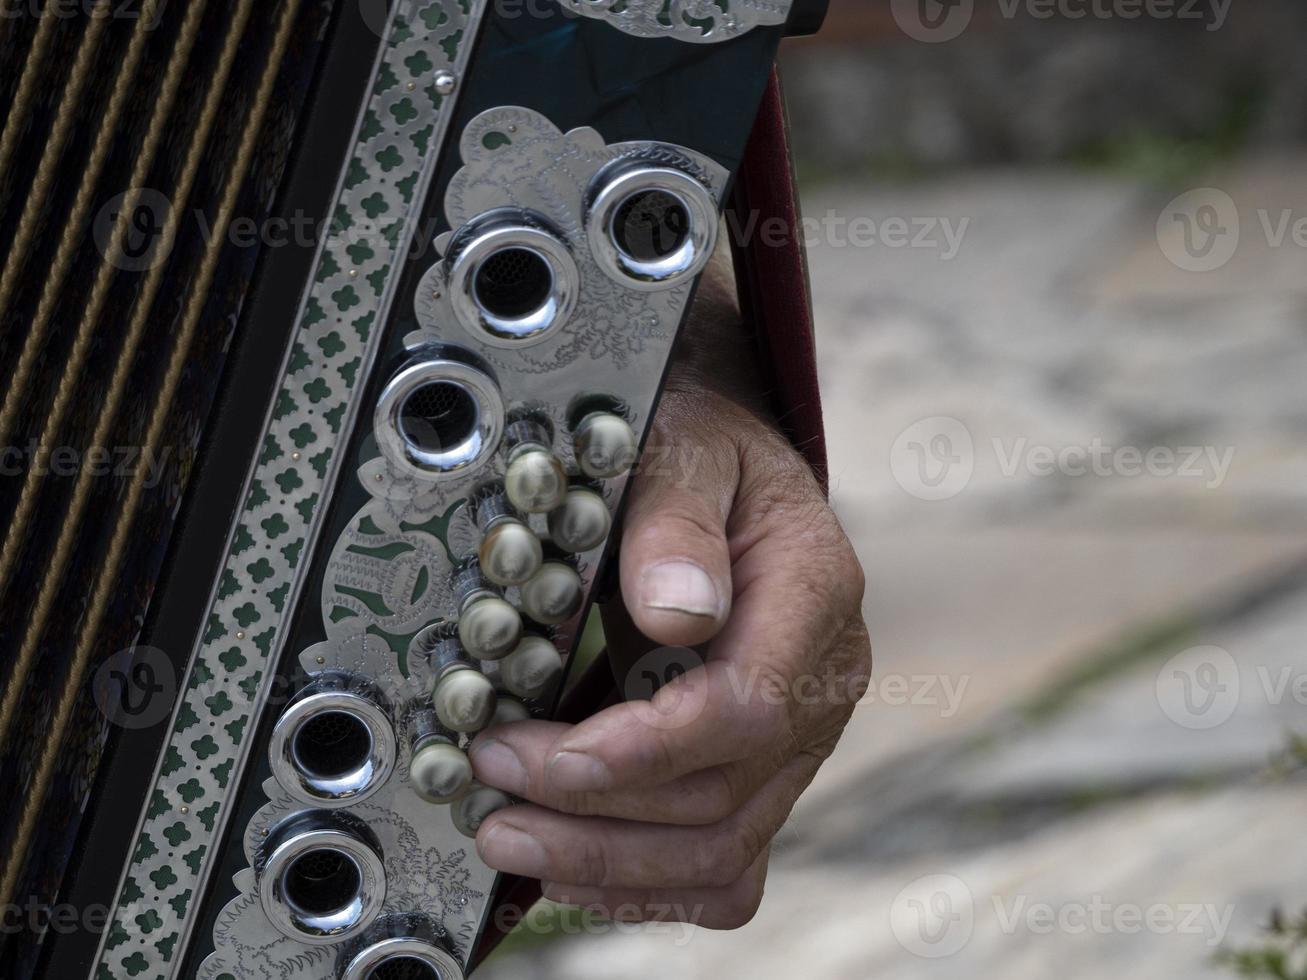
612, 189, 691, 263
399, 381, 480, 455
368, 957, 442, 980
473, 247, 554, 321
292, 710, 372, 779
284, 848, 362, 918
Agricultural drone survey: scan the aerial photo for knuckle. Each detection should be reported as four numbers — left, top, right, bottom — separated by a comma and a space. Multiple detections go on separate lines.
695, 830, 748, 888
694, 766, 752, 825
702, 815, 768, 888
701, 846, 747, 889
643, 729, 682, 783
732, 811, 773, 871
849, 617, 874, 677
707, 874, 767, 930
841, 540, 868, 606
814, 523, 866, 612
573, 834, 613, 888
837, 619, 874, 711
734, 457, 865, 610
729, 679, 792, 755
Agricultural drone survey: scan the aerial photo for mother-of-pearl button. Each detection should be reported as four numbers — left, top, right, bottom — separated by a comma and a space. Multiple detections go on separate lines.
479, 519, 543, 587
410, 740, 474, 804
458, 595, 522, 660
574, 412, 638, 479
505, 447, 568, 513
547, 487, 611, 553
519, 561, 583, 625
452, 781, 513, 838
432, 667, 496, 733
499, 636, 564, 700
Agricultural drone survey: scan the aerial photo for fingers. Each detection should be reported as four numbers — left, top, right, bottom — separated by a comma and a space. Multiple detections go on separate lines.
476, 752, 820, 893
538, 551, 857, 797
478, 805, 757, 891
483, 386, 873, 932
478, 659, 792, 795
470, 721, 774, 825
485, 535, 860, 799
542, 851, 771, 931
619, 396, 738, 647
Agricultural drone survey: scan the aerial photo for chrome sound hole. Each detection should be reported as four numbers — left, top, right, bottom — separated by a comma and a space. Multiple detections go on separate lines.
587, 162, 718, 290
375, 359, 504, 479
342, 935, 466, 980
447, 212, 579, 346
399, 381, 481, 459
612, 189, 691, 264
284, 849, 362, 921
270, 688, 396, 807
259, 821, 386, 945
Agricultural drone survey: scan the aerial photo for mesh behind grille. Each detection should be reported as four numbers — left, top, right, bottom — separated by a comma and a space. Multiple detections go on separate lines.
295, 710, 373, 777
473, 246, 553, 318
400, 381, 480, 451
285, 850, 362, 915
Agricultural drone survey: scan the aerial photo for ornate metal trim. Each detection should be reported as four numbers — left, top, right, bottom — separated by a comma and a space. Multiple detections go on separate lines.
196, 105, 728, 980
558, 0, 793, 43
91, 3, 486, 978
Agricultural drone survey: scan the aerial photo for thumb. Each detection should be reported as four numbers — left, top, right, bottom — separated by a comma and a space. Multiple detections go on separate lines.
617, 404, 738, 647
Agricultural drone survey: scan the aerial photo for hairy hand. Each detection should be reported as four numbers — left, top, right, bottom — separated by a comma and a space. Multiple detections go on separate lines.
468, 382, 872, 929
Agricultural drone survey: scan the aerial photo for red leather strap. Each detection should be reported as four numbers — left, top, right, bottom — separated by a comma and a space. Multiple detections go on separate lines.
471, 68, 827, 966
731, 69, 829, 493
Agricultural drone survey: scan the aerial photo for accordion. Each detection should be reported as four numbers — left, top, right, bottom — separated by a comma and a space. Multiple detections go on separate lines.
0, 1, 826, 977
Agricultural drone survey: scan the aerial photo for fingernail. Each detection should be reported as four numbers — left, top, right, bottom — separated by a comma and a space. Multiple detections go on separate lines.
478, 822, 548, 878
468, 738, 528, 795
547, 750, 612, 793
640, 561, 722, 618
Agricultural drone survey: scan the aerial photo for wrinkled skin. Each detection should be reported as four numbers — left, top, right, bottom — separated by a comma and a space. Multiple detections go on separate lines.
468, 255, 873, 930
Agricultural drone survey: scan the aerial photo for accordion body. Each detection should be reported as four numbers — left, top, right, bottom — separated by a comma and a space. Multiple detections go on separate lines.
0, 1, 826, 977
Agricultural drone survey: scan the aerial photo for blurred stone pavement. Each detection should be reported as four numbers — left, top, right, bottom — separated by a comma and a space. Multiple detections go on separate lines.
478, 155, 1307, 979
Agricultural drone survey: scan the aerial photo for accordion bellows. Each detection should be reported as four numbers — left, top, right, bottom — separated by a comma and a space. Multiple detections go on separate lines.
0, 4, 330, 977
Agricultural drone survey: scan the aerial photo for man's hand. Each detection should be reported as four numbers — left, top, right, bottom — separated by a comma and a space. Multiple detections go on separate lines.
467, 377, 872, 929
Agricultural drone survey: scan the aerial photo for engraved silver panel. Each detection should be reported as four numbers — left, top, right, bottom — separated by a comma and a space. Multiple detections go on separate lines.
200, 106, 727, 979
558, 0, 793, 43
